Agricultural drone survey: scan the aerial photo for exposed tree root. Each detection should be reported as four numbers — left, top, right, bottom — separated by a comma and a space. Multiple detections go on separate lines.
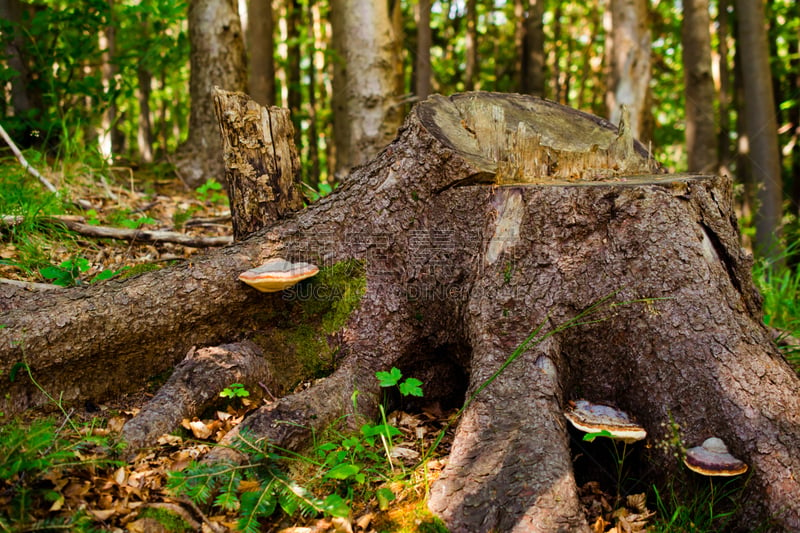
122, 341, 273, 450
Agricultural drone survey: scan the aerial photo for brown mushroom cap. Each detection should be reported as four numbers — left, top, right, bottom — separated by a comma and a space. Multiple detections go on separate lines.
564, 400, 647, 443
683, 437, 748, 476
239, 258, 319, 292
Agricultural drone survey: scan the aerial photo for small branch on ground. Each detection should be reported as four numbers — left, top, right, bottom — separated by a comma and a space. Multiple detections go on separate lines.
1, 214, 232, 247
0, 122, 59, 194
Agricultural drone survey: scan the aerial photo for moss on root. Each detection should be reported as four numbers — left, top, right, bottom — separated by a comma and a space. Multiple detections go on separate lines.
252, 260, 366, 394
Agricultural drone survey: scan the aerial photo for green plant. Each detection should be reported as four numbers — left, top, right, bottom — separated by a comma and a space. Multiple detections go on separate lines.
196, 179, 228, 205
119, 215, 158, 229
581, 429, 637, 507
38, 256, 120, 286
753, 254, 800, 370
303, 181, 334, 202
167, 430, 349, 533
650, 477, 744, 532
0, 364, 123, 531
220, 383, 250, 399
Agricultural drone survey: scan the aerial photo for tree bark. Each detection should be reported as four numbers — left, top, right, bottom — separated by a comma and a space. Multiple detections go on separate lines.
682, 0, 718, 173
213, 88, 304, 239
519, 0, 545, 96
465, 0, 479, 91
330, 0, 404, 177
176, 0, 248, 188
2, 92, 798, 531
246, 0, 275, 106
605, 0, 653, 142
416, 0, 433, 100
734, 0, 783, 260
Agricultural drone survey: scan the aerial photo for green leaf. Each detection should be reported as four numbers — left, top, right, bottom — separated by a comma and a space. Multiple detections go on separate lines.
376, 487, 396, 510
582, 429, 614, 442
398, 377, 424, 397
214, 491, 240, 511
376, 367, 403, 387
324, 463, 361, 480
321, 494, 350, 518
91, 269, 116, 282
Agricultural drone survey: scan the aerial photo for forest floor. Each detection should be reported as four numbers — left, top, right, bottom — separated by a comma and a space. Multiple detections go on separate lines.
1, 156, 767, 532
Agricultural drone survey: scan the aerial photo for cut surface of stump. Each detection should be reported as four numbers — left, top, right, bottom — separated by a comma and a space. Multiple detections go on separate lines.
2, 92, 799, 532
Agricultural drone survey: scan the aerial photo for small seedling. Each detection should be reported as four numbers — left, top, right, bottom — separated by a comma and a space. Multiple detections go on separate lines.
375, 367, 423, 397
120, 215, 158, 229
219, 383, 250, 400
196, 179, 228, 205
39, 256, 122, 286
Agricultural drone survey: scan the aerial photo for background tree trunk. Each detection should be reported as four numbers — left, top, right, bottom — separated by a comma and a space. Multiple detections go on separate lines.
330, 0, 404, 178
416, 0, 433, 100
465, 0, 479, 91
246, 0, 275, 106
519, 0, 545, 96
175, 0, 248, 188
2, 92, 798, 531
682, 0, 718, 172
734, 0, 783, 261
605, 0, 653, 142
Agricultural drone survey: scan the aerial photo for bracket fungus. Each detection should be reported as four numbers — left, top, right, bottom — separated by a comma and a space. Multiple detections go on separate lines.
238, 258, 319, 293
683, 437, 748, 477
564, 400, 647, 443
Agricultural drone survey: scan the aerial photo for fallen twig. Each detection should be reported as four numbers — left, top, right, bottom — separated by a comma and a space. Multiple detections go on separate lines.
0, 121, 59, 194
0, 278, 62, 291
1, 214, 232, 247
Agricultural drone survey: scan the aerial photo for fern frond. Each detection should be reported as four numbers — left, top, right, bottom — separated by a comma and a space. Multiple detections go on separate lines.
237, 479, 278, 533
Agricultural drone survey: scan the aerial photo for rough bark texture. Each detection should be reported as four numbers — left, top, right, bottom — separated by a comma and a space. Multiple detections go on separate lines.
415, 0, 433, 100
520, 0, 545, 96
213, 88, 304, 239
2, 92, 799, 531
734, 0, 783, 260
122, 341, 272, 450
605, 0, 653, 142
682, 0, 718, 172
245, 0, 275, 106
176, 0, 248, 188
330, 0, 404, 177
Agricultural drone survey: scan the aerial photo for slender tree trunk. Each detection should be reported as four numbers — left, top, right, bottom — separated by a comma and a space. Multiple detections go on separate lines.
790, 35, 800, 226
330, 0, 404, 177
520, 0, 545, 96
465, 0, 479, 91
734, 0, 783, 260
98, 0, 119, 159
136, 66, 154, 163
247, 0, 275, 106
176, 0, 248, 188
551, 3, 563, 102
416, 0, 433, 100
0, 0, 41, 127
717, 0, 733, 176
286, 0, 301, 146
605, 0, 653, 142
682, 0, 717, 172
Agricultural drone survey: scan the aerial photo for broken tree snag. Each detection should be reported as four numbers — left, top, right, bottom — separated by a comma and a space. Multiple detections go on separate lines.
122, 341, 273, 450
213, 87, 304, 239
2, 92, 799, 531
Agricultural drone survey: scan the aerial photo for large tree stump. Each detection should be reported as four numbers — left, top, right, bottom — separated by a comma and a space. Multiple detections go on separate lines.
2, 92, 798, 531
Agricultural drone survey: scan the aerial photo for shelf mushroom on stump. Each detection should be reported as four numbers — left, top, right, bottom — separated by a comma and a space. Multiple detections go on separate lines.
684, 437, 748, 477
564, 400, 647, 444
239, 258, 319, 293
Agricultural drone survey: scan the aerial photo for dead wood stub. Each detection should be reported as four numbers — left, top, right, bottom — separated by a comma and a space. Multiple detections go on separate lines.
2, 92, 799, 531
213, 87, 304, 239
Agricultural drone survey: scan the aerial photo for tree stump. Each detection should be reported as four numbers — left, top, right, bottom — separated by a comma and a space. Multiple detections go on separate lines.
2, 92, 798, 531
